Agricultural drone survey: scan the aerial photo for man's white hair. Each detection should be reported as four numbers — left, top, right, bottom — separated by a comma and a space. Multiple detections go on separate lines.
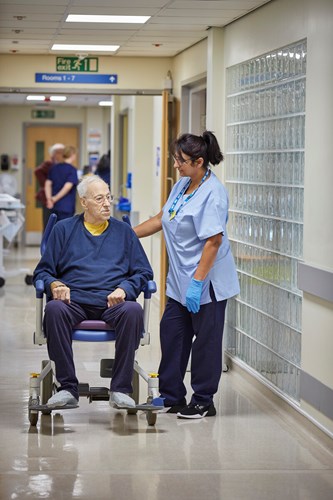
77, 174, 109, 198
49, 143, 65, 156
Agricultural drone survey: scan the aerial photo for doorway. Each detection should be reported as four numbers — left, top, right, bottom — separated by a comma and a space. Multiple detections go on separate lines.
25, 125, 80, 244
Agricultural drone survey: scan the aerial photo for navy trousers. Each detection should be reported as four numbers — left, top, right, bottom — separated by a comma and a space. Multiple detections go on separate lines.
158, 291, 227, 407
43, 300, 143, 400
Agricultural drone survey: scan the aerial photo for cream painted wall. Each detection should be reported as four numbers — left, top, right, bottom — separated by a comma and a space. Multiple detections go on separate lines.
132, 96, 154, 223
0, 105, 111, 194
222, 0, 333, 433
0, 105, 84, 194
173, 39, 207, 100
114, 94, 162, 296
0, 54, 173, 92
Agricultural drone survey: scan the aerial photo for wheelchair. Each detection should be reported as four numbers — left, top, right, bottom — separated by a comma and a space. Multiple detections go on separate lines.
28, 213, 163, 427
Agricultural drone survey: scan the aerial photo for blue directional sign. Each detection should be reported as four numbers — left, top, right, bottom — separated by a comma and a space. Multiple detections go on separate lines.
35, 73, 118, 84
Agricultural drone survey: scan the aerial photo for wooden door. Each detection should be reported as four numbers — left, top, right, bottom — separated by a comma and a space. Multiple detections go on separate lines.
160, 91, 179, 316
25, 125, 79, 243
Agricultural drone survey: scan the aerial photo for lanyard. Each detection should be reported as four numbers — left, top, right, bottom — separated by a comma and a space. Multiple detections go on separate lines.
168, 168, 210, 221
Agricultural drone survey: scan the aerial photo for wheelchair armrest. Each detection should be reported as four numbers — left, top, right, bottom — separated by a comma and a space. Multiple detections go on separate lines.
35, 279, 45, 298
34, 279, 46, 345
143, 280, 157, 299
141, 280, 157, 346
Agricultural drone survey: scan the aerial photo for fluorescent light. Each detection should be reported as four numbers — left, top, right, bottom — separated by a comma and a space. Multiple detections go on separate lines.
50, 96, 67, 101
26, 95, 45, 101
52, 44, 119, 52
66, 14, 150, 24
98, 101, 113, 107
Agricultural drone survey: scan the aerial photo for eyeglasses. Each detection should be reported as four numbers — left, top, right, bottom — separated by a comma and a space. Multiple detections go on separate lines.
172, 154, 193, 166
89, 194, 114, 205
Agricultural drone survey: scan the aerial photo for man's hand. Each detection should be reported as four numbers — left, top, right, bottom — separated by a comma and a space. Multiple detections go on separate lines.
107, 288, 126, 308
51, 283, 70, 304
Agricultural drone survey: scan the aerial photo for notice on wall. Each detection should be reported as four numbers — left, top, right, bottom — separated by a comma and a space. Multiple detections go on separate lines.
87, 129, 102, 152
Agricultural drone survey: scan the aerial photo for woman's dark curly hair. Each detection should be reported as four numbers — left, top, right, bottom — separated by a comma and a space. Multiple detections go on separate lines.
171, 131, 223, 168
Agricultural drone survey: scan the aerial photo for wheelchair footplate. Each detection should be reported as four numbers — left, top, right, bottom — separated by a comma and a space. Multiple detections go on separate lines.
29, 403, 79, 411
113, 403, 164, 411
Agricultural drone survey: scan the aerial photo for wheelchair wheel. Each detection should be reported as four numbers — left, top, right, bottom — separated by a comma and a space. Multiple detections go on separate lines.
127, 370, 140, 415
41, 360, 53, 414
146, 411, 157, 426
145, 395, 157, 426
28, 396, 39, 426
29, 409, 39, 426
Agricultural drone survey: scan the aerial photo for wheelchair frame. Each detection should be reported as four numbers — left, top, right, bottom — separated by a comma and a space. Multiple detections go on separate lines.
28, 214, 163, 427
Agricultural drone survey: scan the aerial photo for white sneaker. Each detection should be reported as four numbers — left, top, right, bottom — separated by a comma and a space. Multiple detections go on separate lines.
109, 392, 136, 408
46, 390, 78, 408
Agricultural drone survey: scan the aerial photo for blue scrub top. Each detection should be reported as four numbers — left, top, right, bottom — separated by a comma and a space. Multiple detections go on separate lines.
48, 162, 78, 214
162, 171, 240, 306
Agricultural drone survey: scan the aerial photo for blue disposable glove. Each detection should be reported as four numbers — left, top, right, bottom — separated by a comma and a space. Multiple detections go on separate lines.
185, 278, 204, 313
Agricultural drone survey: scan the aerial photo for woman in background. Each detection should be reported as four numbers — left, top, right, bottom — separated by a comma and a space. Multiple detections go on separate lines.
95, 150, 111, 187
45, 145, 78, 221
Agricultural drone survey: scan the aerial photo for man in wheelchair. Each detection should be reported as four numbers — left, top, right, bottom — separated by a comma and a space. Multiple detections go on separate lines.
33, 175, 153, 410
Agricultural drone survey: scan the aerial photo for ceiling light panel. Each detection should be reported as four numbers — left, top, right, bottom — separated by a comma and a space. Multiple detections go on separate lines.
50, 96, 67, 101
26, 95, 45, 101
98, 101, 113, 106
66, 15, 150, 23
51, 44, 120, 52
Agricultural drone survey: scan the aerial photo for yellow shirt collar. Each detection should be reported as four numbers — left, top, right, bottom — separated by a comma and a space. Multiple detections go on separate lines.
84, 220, 109, 236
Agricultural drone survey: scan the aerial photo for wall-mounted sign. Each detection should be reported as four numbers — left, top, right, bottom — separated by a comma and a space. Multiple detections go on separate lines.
87, 129, 102, 153
31, 110, 55, 119
56, 57, 99, 72
35, 73, 118, 84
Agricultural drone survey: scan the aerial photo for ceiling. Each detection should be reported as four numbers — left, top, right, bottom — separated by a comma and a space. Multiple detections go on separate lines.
0, 0, 271, 106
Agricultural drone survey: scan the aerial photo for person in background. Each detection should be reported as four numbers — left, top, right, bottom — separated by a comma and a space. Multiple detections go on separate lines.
82, 165, 92, 177
33, 175, 153, 409
45, 145, 78, 221
95, 150, 111, 187
34, 143, 64, 230
134, 131, 240, 419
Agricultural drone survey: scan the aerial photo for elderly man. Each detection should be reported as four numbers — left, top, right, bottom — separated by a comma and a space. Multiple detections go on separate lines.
34, 143, 64, 230
33, 175, 153, 409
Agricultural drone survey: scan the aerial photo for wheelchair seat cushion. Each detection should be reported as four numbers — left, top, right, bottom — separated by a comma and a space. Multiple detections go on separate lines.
74, 320, 112, 331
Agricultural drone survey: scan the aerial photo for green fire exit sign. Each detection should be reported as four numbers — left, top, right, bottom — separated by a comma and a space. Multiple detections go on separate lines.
56, 57, 99, 72
31, 110, 55, 119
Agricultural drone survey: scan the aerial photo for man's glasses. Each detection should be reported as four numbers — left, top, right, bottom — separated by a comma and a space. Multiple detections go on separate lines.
90, 194, 114, 205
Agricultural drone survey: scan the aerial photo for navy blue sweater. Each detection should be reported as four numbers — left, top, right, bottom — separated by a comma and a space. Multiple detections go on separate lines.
33, 214, 153, 307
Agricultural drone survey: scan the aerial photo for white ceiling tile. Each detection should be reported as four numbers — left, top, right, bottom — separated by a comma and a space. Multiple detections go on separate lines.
0, 0, 272, 58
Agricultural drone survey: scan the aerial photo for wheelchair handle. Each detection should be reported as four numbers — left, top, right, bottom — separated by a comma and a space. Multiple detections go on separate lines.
41, 213, 57, 255
122, 214, 131, 226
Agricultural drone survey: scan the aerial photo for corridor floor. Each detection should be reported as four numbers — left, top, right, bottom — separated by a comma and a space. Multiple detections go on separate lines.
0, 245, 332, 500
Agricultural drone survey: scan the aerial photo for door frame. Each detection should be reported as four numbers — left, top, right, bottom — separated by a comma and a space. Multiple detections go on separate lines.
180, 75, 207, 134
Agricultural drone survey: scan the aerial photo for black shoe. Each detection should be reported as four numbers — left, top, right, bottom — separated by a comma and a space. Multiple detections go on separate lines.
166, 404, 187, 414
177, 403, 216, 419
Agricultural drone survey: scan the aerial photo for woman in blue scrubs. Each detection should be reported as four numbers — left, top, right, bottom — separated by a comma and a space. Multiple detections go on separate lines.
134, 131, 239, 419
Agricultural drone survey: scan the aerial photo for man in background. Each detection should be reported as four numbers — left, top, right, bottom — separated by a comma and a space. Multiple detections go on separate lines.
35, 143, 64, 230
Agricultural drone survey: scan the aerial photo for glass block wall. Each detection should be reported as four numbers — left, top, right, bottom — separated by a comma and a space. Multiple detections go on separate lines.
224, 40, 306, 401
